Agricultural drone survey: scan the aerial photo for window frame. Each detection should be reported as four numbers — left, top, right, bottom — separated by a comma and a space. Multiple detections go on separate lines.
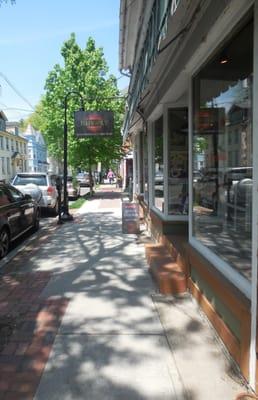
188, 17, 254, 300
149, 104, 189, 221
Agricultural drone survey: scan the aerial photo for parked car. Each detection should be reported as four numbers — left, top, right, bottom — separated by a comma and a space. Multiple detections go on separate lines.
194, 169, 224, 210
76, 172, 94, 187
0, 183, 40, 258
224, 167, 252, 216
11, 172, 62, 215
67, 176, 80, 199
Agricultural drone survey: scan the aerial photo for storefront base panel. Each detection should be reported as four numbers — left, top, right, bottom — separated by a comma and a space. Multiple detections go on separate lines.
149, 209, 188, 241
188, 245, 251, 384
139, 201, 252, 386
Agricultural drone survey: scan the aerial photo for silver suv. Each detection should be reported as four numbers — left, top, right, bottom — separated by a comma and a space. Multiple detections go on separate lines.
11, 172, 61, 215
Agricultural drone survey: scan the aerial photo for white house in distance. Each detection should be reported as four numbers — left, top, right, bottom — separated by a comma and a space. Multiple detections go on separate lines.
1, 117, 28, 182
22, 124, 48, 173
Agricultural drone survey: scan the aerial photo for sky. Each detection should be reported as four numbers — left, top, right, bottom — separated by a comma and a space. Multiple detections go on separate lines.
0, 0, 128, 121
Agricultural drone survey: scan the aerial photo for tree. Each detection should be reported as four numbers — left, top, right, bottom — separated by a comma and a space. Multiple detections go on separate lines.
28, 34, 125, 175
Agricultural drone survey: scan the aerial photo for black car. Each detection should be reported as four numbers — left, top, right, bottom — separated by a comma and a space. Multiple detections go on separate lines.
0, 183, 40, 258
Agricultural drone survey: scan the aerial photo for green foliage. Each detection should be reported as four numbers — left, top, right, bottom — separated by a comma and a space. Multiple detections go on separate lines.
27, 34, 125, 170
194, 136, 208, 153
69, 197, 87, 209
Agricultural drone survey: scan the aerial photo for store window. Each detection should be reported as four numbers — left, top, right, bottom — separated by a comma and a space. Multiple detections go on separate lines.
192, 18, 253, 281
168, 108, 188, 215
134, 139, 139, 193
143, 132, 148, 203
153, 116, 164, 212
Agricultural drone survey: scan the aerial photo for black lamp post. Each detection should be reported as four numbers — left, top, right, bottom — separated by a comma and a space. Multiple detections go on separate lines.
62, 91, 84, 221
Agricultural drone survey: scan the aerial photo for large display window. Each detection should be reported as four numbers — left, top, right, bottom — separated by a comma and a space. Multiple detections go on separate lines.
142, 132, 149, 203
153, 116, 164, 212
192, 19, 253, 281
168, 108, 188, 215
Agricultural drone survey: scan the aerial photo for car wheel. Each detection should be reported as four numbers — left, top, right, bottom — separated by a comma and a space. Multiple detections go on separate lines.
0, 228, 10, 259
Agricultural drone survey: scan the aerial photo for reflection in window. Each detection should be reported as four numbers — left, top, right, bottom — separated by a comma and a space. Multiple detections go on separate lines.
192, 19, 253, 281
143, 133, 148, 203
134, 140, 139, 193
154, 117, 164, 212
0, 189, 10, 206
168, 108, 188, 215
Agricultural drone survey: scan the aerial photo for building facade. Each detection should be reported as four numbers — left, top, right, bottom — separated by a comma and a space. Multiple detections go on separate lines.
1, 118, 28, 181
119, 0, 258, 391
23, 124, 48, 173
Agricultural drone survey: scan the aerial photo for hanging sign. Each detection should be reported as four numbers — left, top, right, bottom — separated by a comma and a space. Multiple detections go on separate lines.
196, 108, 225, 134
74, 110, 114, 137
122, 202, 140, 234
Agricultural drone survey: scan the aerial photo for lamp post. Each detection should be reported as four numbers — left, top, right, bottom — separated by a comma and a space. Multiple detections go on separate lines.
62, 91, 84, 221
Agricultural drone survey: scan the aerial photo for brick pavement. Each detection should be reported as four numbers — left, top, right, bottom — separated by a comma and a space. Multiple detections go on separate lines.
0, 272, 68, 400
91, 186, 122, 209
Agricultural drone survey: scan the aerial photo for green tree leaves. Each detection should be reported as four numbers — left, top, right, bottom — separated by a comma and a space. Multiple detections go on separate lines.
26, 34, 125, 173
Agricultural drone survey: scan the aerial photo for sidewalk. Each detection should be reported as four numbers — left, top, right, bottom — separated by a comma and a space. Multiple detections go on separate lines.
0, 184, 250, 399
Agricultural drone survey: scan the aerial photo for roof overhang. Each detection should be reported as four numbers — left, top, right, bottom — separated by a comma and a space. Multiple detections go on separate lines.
119, 0, 154, 72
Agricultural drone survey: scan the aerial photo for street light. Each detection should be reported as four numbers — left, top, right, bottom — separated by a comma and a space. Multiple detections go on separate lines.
62, 90, 84, 221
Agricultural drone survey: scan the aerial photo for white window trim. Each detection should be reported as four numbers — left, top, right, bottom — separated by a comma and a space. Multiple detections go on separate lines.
189, 77, 194, 240
188, 10, 255, 300
189, 236, 251, 299
163, 107, 169, 216
142, 130, 149, 204
188, 13, 258, 387
188, 77, 252, 297
250, 1, 258, 390
147, 120, 154, 208
151, 109, 166, 215
132, 135, 137, 195
151, 206, 188, 222
150, 104, 189, 221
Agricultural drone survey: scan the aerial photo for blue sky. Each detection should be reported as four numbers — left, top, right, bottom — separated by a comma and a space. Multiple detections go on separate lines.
0, 0, 127, 121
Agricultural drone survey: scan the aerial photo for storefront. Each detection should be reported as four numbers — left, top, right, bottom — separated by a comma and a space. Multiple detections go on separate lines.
120, 0, 257, 390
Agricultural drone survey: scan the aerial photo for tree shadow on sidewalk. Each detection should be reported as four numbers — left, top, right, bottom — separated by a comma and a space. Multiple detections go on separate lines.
0, 211, 215, 399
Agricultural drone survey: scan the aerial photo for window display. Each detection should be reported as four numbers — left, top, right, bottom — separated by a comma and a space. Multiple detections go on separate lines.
192, 19, 253, 281
143, 133, 149, 203
154, 117, 164, 212
168, 108, 188, 215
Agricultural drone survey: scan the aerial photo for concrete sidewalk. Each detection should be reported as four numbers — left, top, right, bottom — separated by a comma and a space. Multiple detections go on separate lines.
0, 185, 250, 399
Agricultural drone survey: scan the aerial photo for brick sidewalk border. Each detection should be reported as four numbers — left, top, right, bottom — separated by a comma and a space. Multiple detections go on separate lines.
0, 272, 69, 400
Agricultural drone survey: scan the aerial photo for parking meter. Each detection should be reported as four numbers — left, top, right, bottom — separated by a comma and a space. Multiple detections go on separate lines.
56, 176, 63, 224
56, 176, 62, 191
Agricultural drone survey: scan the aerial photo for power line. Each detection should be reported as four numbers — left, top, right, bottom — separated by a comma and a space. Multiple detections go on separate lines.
2, 107, 33, 112
0, 72, 34, 111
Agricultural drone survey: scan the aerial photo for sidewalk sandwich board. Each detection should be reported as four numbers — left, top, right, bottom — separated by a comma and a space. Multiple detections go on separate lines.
122, 202, 140, 234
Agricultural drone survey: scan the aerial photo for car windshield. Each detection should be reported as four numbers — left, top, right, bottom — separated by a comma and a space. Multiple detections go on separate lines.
13, 175, 47, 186
77, 173, 89, 179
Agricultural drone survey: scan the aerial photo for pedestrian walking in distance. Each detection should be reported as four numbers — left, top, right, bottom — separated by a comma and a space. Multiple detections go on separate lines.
107, 169, 115, 184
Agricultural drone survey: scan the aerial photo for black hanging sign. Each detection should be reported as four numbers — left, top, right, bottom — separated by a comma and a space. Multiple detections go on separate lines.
74, 110, 114, 137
